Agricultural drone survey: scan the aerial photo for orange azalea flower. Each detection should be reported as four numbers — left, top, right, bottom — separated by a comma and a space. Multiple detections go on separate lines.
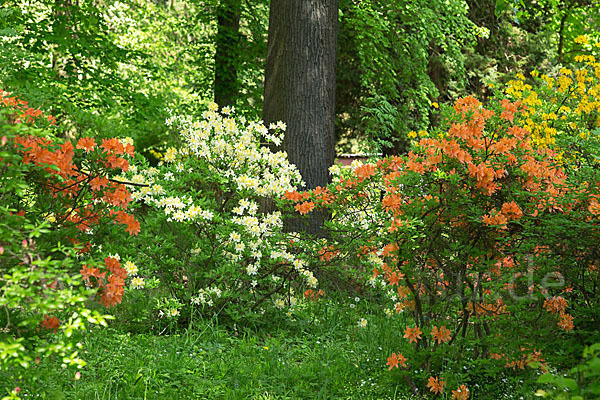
451, 384, 470, 400
295, 201, 315, 215
40, 315, 60, 333
430, 325, 452, 344
76, 137, 96, 152
101, 137, 124, 155
113, 211, 141, 235
427, 376, 446, 395
543, 296, 567, 314
283, 190, 302, 202
386, 271, 403, 286
403, 325, 422, 343
104, 256, 121, 271
319, 245, 339, 261
397, 285, 410, 298
588, 199, 600, 215
501, 201, 523, 220
104, 185, 132, 207
482, 211, 508, 227
386, 352, 407, 370
354, 164, 376, 181
124, 143, 135, 157
406, 159, 425, 174
80, 265, 104, 283
106, 154, 129, 171
382, 243, 399, 256
558, 312, 574, 332
313, 186, 335, 205
90, 176, 109, 191
381, 193, 404, 211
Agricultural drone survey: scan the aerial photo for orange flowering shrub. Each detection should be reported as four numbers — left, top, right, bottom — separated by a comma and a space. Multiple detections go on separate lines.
283, 92, 600, 397
1, 89, 141, 308
0, 90, 142, 393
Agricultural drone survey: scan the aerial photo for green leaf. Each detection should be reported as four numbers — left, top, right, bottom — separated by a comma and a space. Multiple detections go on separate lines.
537, 373, 556, 384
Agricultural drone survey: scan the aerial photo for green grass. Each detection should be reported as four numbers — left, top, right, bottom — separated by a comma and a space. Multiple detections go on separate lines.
15, 298, 537, 399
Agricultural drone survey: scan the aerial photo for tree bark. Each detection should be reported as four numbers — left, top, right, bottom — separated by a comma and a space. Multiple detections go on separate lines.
214, 0, 241, 107
263, 0, 338, 235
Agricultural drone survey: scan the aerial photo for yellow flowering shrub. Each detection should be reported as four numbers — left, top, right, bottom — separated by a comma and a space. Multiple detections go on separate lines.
503, 36, 600, 167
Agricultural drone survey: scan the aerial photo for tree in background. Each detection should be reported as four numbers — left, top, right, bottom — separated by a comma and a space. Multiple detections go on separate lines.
263, 0, 339, 235
335, 0, 478, 155
466, 0, 600, 97
214, 0, 241, 107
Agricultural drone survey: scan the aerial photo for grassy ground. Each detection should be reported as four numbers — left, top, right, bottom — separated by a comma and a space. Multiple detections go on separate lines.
17, 298, 537, 399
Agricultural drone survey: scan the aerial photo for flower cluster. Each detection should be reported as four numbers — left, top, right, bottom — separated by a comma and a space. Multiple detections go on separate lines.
504, 36, 600, 166
121, 104, 316, 317
282, 83, 600, 396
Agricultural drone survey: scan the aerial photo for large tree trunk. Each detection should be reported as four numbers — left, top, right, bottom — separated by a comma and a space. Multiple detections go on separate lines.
263, 0, 338, 236
214, 0, 241, 107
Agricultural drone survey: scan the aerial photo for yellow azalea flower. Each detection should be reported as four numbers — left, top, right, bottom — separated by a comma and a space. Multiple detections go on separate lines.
131, 277, 145, 289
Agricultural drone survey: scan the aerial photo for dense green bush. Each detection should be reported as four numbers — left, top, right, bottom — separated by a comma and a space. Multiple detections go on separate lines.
0, 91, 123, 398
283, 84, 600, 397
98, 104, 326, 326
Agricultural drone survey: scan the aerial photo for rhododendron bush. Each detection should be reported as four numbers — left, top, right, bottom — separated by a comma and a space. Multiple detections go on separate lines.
283, 92, 600, 397
503, 35, 600, 168
0, 90, 142, 394
104, 104, 319, 323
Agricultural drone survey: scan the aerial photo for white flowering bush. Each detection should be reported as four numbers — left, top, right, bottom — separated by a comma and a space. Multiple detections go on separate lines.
113, 104, 320, 322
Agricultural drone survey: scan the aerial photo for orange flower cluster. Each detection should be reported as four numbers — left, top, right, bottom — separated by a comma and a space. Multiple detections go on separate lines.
430, 325, 452, 344
386, 352, 407, 369
303, 289, 325, 301
403, 325, 422, 343
11, 124, 139, 237
451, 384, 470, 400
557, 312, 574, 332
482, 201, 522, 228
426, 376, 446, 395
1, 89, 56, 125
80, 256, 128, 308
318, 245, 339, 262
543, 296, 567, 314
466, 299, 508, 317
39, 315, 60, 333
501, 347, 548, 372
286, 185, 336, 215
542, 296, 573, 332
354, 164, 376, 182
2, 90, 140, 310
295, 201, 315, 215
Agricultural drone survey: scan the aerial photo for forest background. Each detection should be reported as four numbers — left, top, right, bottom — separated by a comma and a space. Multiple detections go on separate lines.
1, 0, 600, 399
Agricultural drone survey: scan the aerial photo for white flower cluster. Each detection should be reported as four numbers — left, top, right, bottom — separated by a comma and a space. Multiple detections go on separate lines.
273, 291, 298, 310
166, 105, 301, 197
191, 286, 222, 307
270, 250, 318, 288
124, 105, 320, 311
126, 168, 215, 223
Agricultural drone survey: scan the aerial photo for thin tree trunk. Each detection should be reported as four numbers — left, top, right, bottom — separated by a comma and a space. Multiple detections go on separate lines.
214, 0, 241, 107
557, 11, 569, 62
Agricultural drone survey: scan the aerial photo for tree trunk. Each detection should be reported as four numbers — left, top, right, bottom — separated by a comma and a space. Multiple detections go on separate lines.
263, 0, 338, 236
557, 11, 569, 62
214, 0, 241, 107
